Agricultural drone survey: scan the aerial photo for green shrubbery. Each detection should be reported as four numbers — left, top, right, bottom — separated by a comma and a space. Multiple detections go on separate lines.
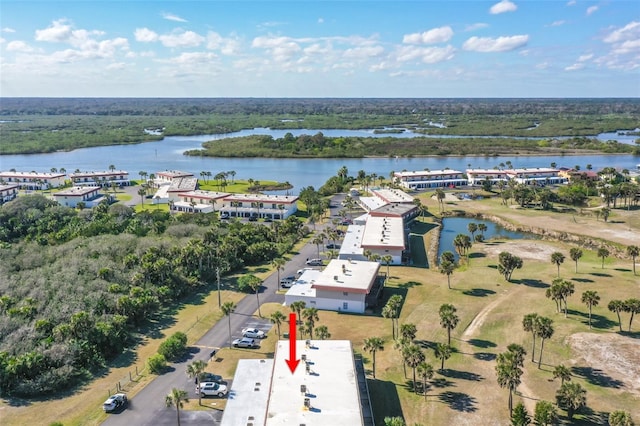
158, 332, 188, 362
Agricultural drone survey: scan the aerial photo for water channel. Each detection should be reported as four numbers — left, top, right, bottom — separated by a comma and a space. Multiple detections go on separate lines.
438, 217, 540, 262
1, 128, 638, 194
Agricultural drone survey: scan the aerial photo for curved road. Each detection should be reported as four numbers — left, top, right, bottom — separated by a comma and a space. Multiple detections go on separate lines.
103, 195, 346, 426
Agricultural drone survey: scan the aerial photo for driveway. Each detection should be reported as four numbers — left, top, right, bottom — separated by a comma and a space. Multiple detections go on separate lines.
102, 195, 344, 425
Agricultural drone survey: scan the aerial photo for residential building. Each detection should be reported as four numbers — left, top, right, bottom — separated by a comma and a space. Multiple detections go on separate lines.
218, 193, 299, 220
221, 340, 373, 426
152, 176, 199, 204
338, 215, 406, 265
170, 190, 229, 214
284, 259, 384, 313
506, 167, 567, 185
0, 171, 66, 190
53, 186, 104, 208
0, 183, 19, 204
155, 170, 194, 184
69, 170, 131, 187
393, 169, 466, 190
465, 169, 510, 186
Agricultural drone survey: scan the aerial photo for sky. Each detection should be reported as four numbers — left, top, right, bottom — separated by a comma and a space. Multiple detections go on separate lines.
0, 0, 639, 98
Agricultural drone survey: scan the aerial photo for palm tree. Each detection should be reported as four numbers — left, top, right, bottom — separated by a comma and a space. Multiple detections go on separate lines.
315, 325, 331, 340
187, 360, 208, 405
608, 300, 625, 332
511, 402, 531, 426
434, 343, 452, 371
289, 301, 306, 338
552, 364, 572, 386
435, 188, 445, 212
363, 337, 385, 378
597, 247, 610, 269
477, 223, 487, 239
439, 259, 455, 289
239, 275, 263, 317
534, 400, 558, 426
522, 313, 539, 363
302, 307, 319, 338
467, 222, 478, 240
381, 255, 393, 278
383, 416, 407, 426
535, 316, 554, 369
271, 257, 286, 286
165, 388, 189, 426
608, 410, 635, 426
402, 343, 425, 393
439, 304, 459, 345
417, 362, 434, 400
556, 382, 587, 420
496, 349, 524, 416
581, 291, 600, 329
627, 245, 639, 275
550, 251, 565, 277
382, 295, 403, 339
623, 298, 640, 332
399, 323, 417, 343
270, 310, 286, 338
569, 247, 583, 273
221, 301, 236, 348
311, 235, 324, 259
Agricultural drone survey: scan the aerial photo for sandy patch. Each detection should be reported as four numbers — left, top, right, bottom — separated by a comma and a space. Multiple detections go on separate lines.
480, 240, 558, 262
567, 332, 640, 395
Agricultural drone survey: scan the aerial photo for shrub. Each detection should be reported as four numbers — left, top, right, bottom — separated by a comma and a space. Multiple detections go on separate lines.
147, 354, 167, 374
157, 332, 188, 361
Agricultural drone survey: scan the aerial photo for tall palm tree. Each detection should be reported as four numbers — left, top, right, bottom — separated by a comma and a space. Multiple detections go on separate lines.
535, 316, 554, 369
467, 223, 477, 240
627, 245, 639, 275
311, 235, 324, 259
477, 223, 487, 239
399, 323, 417, 343
402, 344, 425, 393
271, 257, 286, 286
289, 301, 306, 338
363, 337, 385, 378
439, 259, 455, 289
552, 364, 572, 386
434, 343, 451, 371
496, 349, 523, 416
439, 304, 459, 345
381, 255, 393, 278
165, 388, 189, 426
522, 313, 539, 363
623, 298, 640, 332
597, 247, 610, 269
270, 310, 286, 338
556, 382, 587, 420
248, 278, 263, 318
550, 251, 565, 277
581, 291, 600, 329
221, 301, 236, 348
417, 362, 434, 400
186, 360, 208, 405
569, 247, 583, 273
435, 188, 445, 212
302, 307, 319, 338
608, 300, 625, 332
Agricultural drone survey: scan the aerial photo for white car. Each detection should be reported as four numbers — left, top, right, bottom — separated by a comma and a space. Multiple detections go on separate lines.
103, 393, 127, 412
242, 327, 266, 338
280, 276, 296, 288
197, 382, 228, 397
233, 337, 257, 348
305, 258, 323, 266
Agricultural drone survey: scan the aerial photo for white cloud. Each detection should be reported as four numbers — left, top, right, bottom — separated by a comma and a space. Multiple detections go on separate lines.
603, 21, 640, 43
612, 39, 640, 55
578, 53, 593, 62
164, 52, 218, 65
465, 23, 489, 32
162, 12, 187, 23
565, 63, 584, 71
403, 26, 453, 44
536, 62, 550, 69
252, 35, 301, 62
206, 31, 242, 55
490, 0, 517, 15
549, 20, 565, 27
586, 6, 598, 16
35, 19, 73, 42
396, 45, 455, 63
7, 40, 35, 52
462, 35, 529, 52
318, 18, 324, 24
158, 30, 204, 48
2, 27, 16, 33
106, 62, 126, 70
343, 45, 384, 59
135, 28, 158, 42
567, 0, 576, 5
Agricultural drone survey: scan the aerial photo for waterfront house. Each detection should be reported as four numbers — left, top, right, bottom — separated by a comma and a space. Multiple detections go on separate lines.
285, 259, 384, 314
466, 169, 510, 186
69, 170, 131, 187
53, 186, 104, 208
218, 193, 299, 220
0, 183, 19, 204
171, 190, 230, 214
0, 171, 66, 190
506, 167, 567, 186
393, 169, 466, 190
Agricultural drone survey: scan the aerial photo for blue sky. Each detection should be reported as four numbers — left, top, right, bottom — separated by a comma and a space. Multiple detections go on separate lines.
1, 0, 638, 97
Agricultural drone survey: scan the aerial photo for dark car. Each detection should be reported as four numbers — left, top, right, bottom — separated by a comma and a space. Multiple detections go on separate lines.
326, 243, 341, 249
248, 216, 258, 222
200, 372, 224, 383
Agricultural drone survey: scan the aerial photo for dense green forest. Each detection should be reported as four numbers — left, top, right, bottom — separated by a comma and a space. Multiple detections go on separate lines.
185, 133, 635, 158
1, 98, 638, 155
0, 195, 307, 396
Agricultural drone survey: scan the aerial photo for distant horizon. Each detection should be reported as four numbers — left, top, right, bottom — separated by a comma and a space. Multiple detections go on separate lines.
1, 1, 638, 98
2, 96, 639, 100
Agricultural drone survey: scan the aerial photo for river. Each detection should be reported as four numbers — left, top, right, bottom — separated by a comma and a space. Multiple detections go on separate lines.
1, 129, 638, 194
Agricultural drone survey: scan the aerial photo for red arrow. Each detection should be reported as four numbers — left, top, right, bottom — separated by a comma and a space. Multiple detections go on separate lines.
285, 312, 300, 373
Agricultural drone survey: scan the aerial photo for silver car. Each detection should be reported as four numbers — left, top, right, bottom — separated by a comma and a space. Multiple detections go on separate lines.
232, 337, 257, 348
197, 382, 228, 397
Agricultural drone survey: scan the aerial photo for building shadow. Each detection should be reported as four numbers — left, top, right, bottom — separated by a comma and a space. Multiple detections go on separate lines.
366, 379, 404, 422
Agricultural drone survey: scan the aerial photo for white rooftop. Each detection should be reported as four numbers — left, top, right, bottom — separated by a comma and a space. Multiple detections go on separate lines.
358, 196, 386, 212
285, 269, 323, 298
54, 186, 101, 196
394, 169, 463, 177
339, 224, 366, 258
371, 188, 414, 204
361, 216, 405, 250
177, 190, 230, 199
220, 359, 274, 426
313, 259, 379, 293
224, 193, 299, 203
266, 340, 363, 426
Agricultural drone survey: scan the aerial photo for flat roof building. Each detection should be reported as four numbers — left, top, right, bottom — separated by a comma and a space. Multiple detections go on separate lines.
221, 340, 372, 426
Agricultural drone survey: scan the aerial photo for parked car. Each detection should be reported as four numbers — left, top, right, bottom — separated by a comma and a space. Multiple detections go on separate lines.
103, 393, 127, 412
242, 327, 266, 338
340, 219, 353, 225
200, 372, 223, 384
280, 275, 296, 288
296, 268, 314, 277
305, 258, 323, 266
326, 243, 341, 249
197, 382, 228, 397
248, 216, 258, 222
233, 337, 257, 348
219, 212, 230, 219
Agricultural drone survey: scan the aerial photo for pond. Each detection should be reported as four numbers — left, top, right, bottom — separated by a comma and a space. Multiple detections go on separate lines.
438, 217, 540, 262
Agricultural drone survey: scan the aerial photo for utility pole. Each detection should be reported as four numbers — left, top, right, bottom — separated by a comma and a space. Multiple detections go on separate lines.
217, 267, 221, 308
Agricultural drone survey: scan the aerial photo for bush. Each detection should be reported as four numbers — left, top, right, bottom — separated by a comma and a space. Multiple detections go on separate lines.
157, 332, 188, 361
147, 354, 167, 374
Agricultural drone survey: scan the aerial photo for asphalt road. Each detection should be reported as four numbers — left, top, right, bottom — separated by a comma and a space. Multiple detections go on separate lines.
103, 195, 347, 425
